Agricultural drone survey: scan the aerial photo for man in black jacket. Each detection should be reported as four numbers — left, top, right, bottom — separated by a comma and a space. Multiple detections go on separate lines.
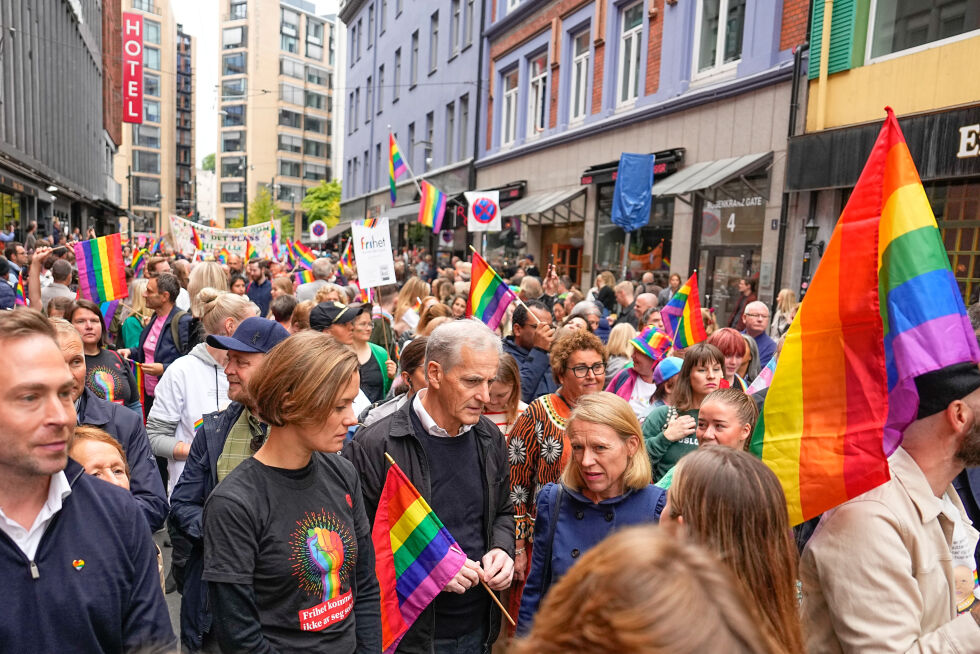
344, 318, 515, 654
168, 317, 290, 652
502, 301, 556, 403
51, 319, 168, 532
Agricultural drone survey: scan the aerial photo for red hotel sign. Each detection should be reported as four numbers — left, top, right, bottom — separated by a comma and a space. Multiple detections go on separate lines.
122, 12, 144, 124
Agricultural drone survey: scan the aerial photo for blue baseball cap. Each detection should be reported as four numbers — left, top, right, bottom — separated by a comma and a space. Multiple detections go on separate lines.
207, 317, 290, 354
653, 356, 684, 386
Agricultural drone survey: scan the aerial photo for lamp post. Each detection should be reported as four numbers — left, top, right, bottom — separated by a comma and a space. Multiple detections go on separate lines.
239, 154, 250, 226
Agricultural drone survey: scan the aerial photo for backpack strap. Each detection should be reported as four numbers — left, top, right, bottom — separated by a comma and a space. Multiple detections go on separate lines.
540, 483, 565, 591
170, 309, 188, 355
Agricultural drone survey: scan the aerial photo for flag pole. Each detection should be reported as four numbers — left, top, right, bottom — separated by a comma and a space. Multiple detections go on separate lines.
383, 453, 516, 627
468, 245, 540, 324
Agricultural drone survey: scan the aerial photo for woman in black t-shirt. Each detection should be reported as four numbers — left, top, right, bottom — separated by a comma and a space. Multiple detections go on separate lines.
203, 331, 381, 653
67, 299, 141, 414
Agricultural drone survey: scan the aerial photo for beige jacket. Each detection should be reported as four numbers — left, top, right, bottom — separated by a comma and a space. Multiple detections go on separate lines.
801, 447, 980, 653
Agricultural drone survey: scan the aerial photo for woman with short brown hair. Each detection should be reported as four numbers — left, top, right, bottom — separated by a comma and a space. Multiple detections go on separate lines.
202, 331, 381, 652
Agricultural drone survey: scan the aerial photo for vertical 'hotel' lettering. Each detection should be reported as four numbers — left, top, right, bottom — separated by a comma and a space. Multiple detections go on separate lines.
122, 12, 144, 124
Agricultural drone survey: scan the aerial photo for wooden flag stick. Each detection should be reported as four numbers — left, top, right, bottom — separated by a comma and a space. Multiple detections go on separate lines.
482, 580, 516, 626
467, 245, 540, 324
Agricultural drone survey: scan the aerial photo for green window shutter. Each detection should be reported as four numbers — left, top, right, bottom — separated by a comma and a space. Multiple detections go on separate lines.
807, 0, 856, 79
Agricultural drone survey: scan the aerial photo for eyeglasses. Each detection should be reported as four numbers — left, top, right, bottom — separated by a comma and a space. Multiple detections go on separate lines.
569, 362, 605, 378
744, 313, 769, 319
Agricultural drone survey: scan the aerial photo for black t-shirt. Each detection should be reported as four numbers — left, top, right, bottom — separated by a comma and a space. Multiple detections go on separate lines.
85, 348, 139, 407
203, 453, 380, 653
411, 409, 488, 638
358, 354, 384, 404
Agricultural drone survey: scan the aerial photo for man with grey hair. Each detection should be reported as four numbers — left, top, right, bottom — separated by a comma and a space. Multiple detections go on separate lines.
41, 258, 75, 310
344, 319, 515, 653
295, 256, 335, 302
742, 299, 776, 368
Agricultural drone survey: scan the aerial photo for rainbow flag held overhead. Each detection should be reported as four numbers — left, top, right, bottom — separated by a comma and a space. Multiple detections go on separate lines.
417, 180, 447, 232
190, 226, 203, 250
389, 132, 409, 204
750, 108, 980, 526
14, 272, 26, 306
468, 250, 518, 331
660, 272, 707, 349
130, 248, 147, 277
373, 458, 467, 653
146, 237, 161, 255
74, 233, 129, 303
245, 238, 257, 261
295, 269, 314, 285
292, 241, 316, 270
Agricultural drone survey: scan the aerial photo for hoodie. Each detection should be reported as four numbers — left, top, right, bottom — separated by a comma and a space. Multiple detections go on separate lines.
147, 342, 230, 496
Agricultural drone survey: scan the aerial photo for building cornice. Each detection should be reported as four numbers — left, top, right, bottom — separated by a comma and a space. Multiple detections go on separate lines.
338, 0, 368, 25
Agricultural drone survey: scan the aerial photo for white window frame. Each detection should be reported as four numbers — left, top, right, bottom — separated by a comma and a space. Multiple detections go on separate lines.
865, 0, 980, 65
691, 0, 744, 80
429, 12, 439, 73
526, 54, 547, 137
616, 2, 643, 106
507, 0, 521, 13
502, 70, 519, 146
569, 30, 590, 122
451, 0, 461, 56
446, 102, 455, 162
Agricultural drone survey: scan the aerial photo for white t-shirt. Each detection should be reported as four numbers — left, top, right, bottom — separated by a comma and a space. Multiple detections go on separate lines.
940, 492, 980, 613
629, 377, 658, 420
0, 472, 71, 560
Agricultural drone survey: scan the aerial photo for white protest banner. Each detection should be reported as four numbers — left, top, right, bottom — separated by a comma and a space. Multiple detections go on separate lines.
351, 217, 397, 289
169, 215, 280, 260
465, 190, 501, 232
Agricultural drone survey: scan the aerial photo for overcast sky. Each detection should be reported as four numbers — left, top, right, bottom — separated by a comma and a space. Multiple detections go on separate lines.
169, 0, 340, 168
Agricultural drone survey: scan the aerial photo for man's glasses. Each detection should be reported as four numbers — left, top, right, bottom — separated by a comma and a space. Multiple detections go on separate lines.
569, 362, 605, 378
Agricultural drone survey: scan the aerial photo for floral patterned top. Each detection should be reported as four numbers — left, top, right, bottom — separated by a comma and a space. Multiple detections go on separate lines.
507, 393, 573, 543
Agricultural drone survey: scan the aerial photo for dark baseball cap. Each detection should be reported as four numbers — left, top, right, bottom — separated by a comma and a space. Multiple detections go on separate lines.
310, 301, 368, 331
207, 317, 290, 354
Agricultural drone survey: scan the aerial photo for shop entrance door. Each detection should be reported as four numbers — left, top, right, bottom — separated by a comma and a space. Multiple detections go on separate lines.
551, 243, 582, 287
698, 247, 760, 328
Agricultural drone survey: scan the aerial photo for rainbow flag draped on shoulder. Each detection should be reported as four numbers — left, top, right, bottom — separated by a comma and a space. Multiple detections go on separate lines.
660, 272, 707, 348
374, 457, 466, 653
467, 249, 518, 331
751, 109, 980, 526
74, 233, 128, 303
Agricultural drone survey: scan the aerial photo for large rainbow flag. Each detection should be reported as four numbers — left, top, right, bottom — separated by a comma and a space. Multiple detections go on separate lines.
374, 458, 466, 653
389, 132, 408, 204
74, 233, 128, 303
751, 109, 980, 525
467, 250, 517, 330
660, 272, 707, 348
417, 180, 447, 232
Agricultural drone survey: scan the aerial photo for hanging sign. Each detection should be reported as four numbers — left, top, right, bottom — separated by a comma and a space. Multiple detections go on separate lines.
122, 12, 144, 124
465, 191, 501, 232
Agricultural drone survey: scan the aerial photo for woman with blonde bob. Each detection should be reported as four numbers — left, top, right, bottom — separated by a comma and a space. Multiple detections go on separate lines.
604, 322, 637, 379
517, 392, 665, 633
663, 447, 804, 654
202, 332, 381, 652
511, 525, 785, 654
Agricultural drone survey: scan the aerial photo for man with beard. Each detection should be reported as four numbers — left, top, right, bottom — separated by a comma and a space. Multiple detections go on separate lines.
801, 362, 980, 651
168, 317, 289, 652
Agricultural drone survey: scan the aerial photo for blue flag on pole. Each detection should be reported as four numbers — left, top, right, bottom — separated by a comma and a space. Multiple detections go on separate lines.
610, 153, 655, 233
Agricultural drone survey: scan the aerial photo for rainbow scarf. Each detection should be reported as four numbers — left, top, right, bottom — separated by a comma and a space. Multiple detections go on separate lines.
373, 459, 466, 653
389, 132, 408, 204
130, 248, 147, 277
292, 241, 316, 270
467, 250, 517, 330
417, 180, 447, 232
73, 233, 129, 303
660, 272, 707, 348
190, 226, 203, 250
751, 109, 980, 525
14, 272, 26, 306
245, 238, 257, 261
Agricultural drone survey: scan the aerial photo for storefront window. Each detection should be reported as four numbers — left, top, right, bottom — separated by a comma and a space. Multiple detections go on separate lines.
930, 180, 980, 302
593, 183, 673, 275
0, 191, 22, 232
698, 178, 766, 246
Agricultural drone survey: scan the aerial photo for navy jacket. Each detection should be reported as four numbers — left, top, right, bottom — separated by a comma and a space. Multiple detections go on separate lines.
131, 306, 193, 375
169, 402, 246, 651
0, 279, 14, 309
246, 278, 271, 316
76, 387, 168, 532
502, 336, 557, 404
0, 459, 175, 653
517, 482, 666, 634
954, 467, 980, 571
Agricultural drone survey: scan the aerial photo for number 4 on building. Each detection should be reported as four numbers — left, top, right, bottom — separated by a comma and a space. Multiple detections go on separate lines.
727, 213, 736, 232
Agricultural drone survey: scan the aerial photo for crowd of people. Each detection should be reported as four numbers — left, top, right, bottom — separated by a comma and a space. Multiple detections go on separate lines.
2, 227, 980, 654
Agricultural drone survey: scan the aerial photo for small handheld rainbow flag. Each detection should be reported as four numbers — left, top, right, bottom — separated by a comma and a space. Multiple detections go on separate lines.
292, 241, 316, 270
270, 222, 281, 260
417, 180, 447, 232
190, 226, 203, 250
130, 248, 147, 277
339, 239, 354, 274
467, 249, 518, 331
285, 238, 296, 267
389, 132, 408, 204
355, 280, 371, 304
74, 233, 129, 303
14, 272, 26, 306
129, 360, 147, 422
217, 247, 230, 264
374, 456, 467, 653
660, 272, 707, 349
146, 237, 161, 255
244, 238, 257, 261
295, 269, 314, 285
